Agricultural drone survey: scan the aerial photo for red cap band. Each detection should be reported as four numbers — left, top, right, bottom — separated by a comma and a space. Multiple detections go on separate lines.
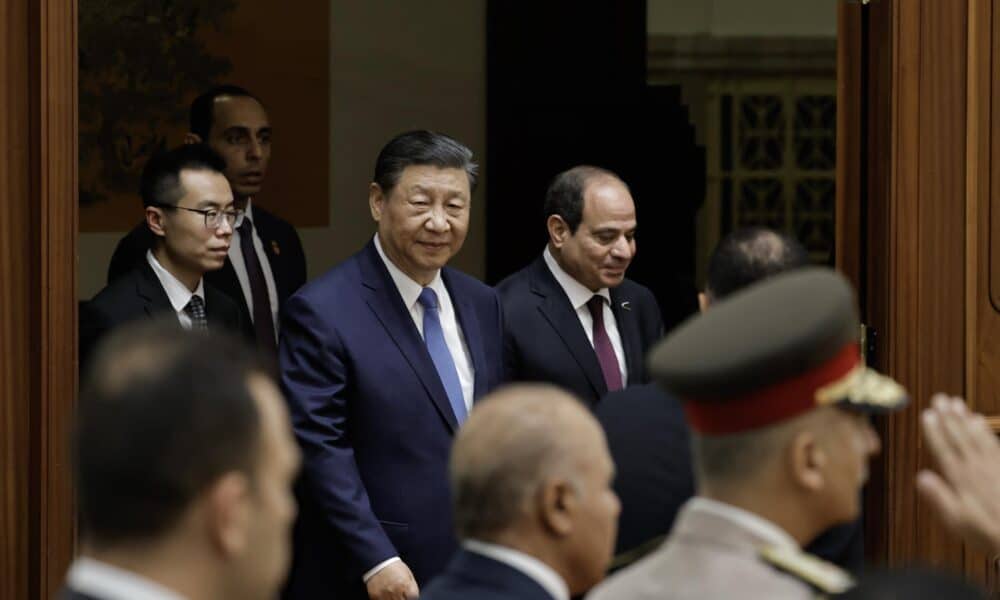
683, 343, 861, 434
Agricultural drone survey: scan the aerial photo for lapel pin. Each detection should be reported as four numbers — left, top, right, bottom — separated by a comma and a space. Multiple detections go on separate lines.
271, 240, 281, 256
621, 301, 631, 311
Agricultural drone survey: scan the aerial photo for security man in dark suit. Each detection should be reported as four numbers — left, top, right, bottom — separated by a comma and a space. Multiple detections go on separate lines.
597, 227, 809, 564
107, 85, 306, 358
497, 166, 663, 406
591, 268, 908, 599
80, 145, 243, 366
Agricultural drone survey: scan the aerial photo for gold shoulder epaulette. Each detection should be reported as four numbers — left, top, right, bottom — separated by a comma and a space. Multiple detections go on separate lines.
758, 544, 855, 595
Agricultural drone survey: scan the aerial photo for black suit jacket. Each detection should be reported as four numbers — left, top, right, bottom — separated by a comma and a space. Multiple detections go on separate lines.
421, 549, 556, 600
496, 255, 664, 406
106, 205, 306, 342
595, 384, 695, 559
80, 260, 243, 367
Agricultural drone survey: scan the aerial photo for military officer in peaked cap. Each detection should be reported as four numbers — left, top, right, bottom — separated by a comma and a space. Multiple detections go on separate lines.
588, 267, 908, 599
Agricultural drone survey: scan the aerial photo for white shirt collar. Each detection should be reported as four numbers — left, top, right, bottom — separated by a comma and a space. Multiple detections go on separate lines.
146, 250, 205, 314
374, 234, 446, 309
66, 557, 187, 600
543, 246, 611, 310
241, 198, 254, 225
463, 539, 569, 600
686, 497, 799, 551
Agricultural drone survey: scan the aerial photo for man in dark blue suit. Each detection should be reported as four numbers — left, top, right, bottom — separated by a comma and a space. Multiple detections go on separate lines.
279, 131, 504, 600
497, 166, 663, 406
422, 384, 620, 600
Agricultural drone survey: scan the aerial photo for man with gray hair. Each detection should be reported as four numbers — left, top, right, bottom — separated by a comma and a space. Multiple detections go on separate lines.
421, 384, 621, 600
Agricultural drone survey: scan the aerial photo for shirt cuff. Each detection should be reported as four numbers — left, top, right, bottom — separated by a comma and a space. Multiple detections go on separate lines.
363, 556, 401, 583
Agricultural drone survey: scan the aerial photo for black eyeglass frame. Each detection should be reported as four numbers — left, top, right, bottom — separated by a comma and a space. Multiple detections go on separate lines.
151, 203, 244, 229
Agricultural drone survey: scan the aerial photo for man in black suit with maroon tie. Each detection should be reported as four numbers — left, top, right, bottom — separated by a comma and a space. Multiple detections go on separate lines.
107, 85, 306, 359
497, 166, 663, 407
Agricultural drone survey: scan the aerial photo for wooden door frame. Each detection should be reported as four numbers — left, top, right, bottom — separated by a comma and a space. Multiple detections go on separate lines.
1, 0, 78, 598
838, 0, 998, 582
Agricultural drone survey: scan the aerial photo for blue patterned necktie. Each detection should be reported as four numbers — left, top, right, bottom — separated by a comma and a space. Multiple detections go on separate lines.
418, 287, 467, 425
184, 295, 208, 330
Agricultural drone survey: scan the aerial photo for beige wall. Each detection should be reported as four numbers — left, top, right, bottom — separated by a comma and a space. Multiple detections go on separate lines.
78, 0, 487, 298
648, 0, 835, 37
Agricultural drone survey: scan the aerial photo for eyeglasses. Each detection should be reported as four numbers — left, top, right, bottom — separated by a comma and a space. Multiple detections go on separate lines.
153, 204, 244, 229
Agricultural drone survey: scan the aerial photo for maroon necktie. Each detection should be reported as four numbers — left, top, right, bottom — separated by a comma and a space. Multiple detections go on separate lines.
239, 218, 277, 356
587, 295, 623, 392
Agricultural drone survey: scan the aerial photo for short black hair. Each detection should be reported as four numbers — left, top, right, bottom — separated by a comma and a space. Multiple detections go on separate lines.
543, 165, 627, 234
705, 227, 809, 300
76, 321, 266, 547
139, 144, 227, 208
189, 84, 262, 140
373, 130, 478, 193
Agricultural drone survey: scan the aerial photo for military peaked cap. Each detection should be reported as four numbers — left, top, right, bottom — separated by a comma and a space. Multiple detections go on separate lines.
647, 268, 908, 434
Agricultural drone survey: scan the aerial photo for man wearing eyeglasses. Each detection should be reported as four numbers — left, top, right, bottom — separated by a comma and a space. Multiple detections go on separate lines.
107, 85, 308, 359
80, 144, 244, 367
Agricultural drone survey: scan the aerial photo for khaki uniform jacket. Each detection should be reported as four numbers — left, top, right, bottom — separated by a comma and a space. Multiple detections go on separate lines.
589, 499, 851, 599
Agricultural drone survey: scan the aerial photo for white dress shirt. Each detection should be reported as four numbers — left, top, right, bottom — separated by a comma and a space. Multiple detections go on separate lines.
463, 539, 570, 600
66, 557, 186, 600
229, 200, 281, 339
374, 234, 474, 410
542, 246, 628, 384
685, 497, 800, 551
363, 234, 476, 583
146, 251, 205, 330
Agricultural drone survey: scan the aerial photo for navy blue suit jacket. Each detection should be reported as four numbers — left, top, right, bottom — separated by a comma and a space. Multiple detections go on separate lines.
279, 240, 504, 599
595, 384, 695, 559
421, 549, 555, 600
79, 261, 243, 370
497, 255, 663, 406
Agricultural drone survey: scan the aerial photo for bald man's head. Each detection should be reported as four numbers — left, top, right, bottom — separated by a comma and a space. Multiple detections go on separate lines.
703, 227, 808, 306
450, 384, 620, 594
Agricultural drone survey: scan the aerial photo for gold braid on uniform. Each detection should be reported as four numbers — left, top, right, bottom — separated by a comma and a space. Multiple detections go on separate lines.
758, 544, 855, 596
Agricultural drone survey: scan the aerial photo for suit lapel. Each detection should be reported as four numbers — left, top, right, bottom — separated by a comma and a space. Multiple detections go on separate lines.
359, 242, 459, 433
444, 269, 488, 401
205, 259, 249, 316
254, 209, 288, 298
136, 261, 176, 319
610, 286, 643, 385
447, 550, 555, 600
530, 258, 607, 397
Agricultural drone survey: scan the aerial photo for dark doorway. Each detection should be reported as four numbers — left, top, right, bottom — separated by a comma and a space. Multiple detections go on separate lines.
485, 0, 705, 332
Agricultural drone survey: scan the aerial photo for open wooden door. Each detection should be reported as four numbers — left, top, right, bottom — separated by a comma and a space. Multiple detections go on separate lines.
838, 0, 1000, 588
0, 0, 78, 598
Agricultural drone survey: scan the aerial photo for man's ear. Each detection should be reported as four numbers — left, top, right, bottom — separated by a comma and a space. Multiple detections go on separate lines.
698, 292, 710, 313
547, 215, 571, 249
205, 472, 252, 558
369, 183, 385, 223
538, 479, 577, 538
146, 207, 167, 238
183, 133, 202, 145
789, 430, 826, 492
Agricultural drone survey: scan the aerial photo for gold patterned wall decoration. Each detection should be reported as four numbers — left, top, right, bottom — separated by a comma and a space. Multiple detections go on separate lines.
703, 79, 836, 266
